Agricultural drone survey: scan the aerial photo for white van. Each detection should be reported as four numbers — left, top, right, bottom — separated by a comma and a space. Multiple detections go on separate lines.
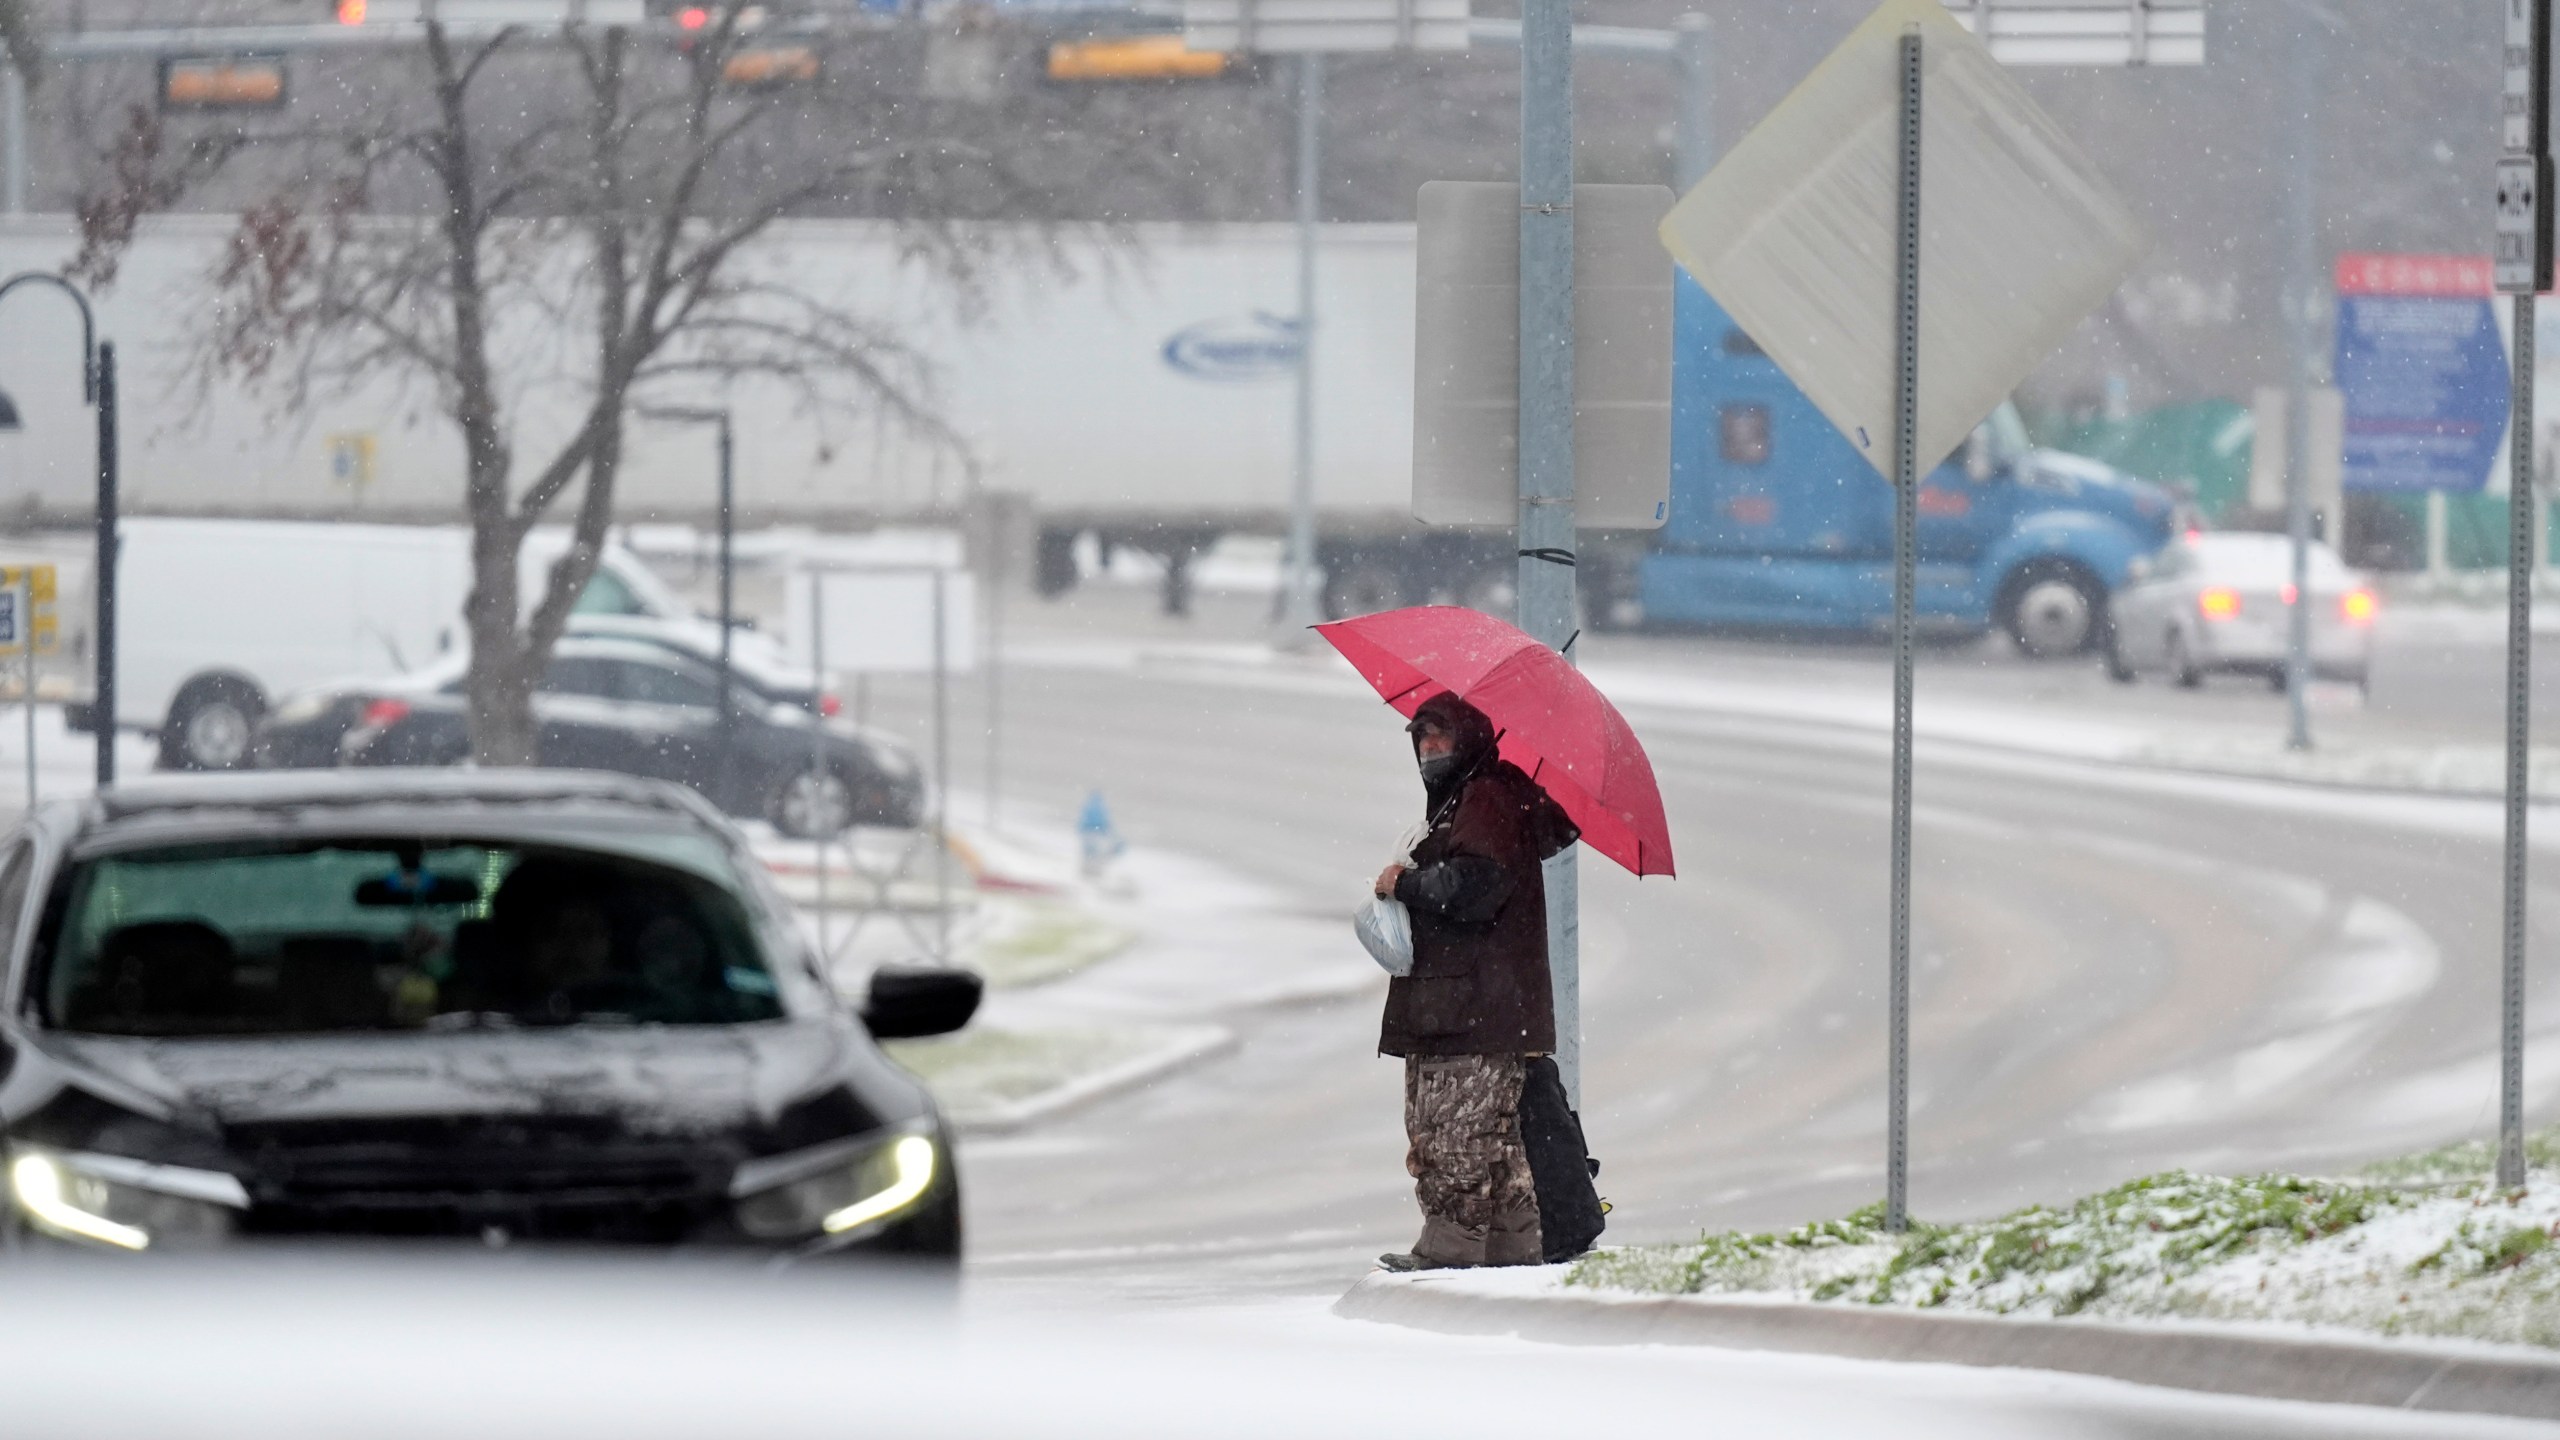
69, 519, 694, 770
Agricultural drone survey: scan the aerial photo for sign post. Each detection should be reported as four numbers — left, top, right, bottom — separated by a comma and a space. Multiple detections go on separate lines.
2494, 0, 2553, 1193
1659, 0, 2162, 1231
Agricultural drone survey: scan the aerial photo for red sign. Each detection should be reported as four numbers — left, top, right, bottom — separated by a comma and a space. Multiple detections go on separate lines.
2334, 252, 2495, 297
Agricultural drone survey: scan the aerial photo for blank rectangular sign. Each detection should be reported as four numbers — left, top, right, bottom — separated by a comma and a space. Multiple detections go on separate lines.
1413, 181, 1673, 529
785, 569, 977, 676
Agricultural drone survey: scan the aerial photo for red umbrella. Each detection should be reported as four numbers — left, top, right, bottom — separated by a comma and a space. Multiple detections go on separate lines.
1314, 606, 1675, 879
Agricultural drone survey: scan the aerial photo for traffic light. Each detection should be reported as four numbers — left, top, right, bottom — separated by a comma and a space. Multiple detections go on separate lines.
1045, 34, 1234, 83
335, 0, 365, 23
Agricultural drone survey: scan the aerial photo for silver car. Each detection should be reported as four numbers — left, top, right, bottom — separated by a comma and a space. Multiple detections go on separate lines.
2104, 532, 2376, 690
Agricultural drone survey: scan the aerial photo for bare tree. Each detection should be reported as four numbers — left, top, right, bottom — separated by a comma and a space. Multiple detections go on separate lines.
72, 9, 1188, 764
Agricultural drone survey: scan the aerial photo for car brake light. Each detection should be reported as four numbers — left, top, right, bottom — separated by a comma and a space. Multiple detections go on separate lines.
2342, 589, 2377, 623
358, 697, 411, 729
2198, 587, 2240, 620
820, 693, 842, 718
2280, 583, 2299, 606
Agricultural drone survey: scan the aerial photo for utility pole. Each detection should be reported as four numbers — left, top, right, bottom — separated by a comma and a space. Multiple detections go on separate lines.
1518, 0, 1580, 1106
1282, 53, 1325, 630
2280, 16, 2325, 752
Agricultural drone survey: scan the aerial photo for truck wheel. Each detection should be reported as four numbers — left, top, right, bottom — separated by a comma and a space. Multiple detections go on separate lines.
2001, 565, 2104, 658
1323, 558, 1408, 620
160, 678, 265, 772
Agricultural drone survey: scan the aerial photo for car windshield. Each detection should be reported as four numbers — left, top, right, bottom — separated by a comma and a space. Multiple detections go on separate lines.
37, 839, 787, 1036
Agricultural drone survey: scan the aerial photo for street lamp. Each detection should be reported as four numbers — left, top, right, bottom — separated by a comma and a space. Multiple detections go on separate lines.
0, 273, 117, 789
636, 405, 736, 767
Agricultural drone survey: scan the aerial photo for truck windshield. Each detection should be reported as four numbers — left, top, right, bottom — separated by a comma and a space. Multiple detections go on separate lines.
38, 840, 786, 1036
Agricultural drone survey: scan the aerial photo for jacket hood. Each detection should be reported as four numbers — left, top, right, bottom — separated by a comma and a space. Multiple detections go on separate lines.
1410, 692, 1498, 816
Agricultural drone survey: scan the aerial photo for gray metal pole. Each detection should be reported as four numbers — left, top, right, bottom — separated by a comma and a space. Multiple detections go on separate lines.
2281, 17, 2320, 752
1885, 25, 1924, 1237
810, 573, 828, 961
21, 574, 33, 808
1282, 53, 1325, 630
715, 413, 735, 778
1673, 15, 1713, 191
1519, 0, 1580, 1107
2504, 289, 2536, 1192
985, 537, 1001, 832
94, 341, 115, 789
932, 569, 951, 965
2, 64, 26, 217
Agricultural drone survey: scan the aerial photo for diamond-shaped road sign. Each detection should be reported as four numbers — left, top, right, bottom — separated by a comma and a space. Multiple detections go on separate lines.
1657, 0, 2149, 480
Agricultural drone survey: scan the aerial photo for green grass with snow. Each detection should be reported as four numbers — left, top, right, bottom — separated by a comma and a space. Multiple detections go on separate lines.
1568, 1135, 2560, 1347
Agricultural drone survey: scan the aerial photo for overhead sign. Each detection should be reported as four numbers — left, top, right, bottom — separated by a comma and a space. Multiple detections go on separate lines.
0, 565, 61, 656
1658, 0, 2148, 481
1182, 0, 1468, 54
1945, 0, 2204, 67
1413, 181, 1673, 529
2333, 253, 2510, 494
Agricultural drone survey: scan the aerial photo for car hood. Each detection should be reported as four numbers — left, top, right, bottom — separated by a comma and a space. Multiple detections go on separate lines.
35, 1022, 855, 1134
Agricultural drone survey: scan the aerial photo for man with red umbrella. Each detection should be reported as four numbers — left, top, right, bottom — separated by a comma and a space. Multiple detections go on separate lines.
1371, 692, 1582, 1271
1319, 604, 1676, 1273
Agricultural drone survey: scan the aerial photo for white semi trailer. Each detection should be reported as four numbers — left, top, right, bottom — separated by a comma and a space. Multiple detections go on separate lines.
0, 215, 1520, 617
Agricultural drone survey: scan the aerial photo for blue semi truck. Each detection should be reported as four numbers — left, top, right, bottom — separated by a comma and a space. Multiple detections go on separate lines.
1584, 279, 2180, 654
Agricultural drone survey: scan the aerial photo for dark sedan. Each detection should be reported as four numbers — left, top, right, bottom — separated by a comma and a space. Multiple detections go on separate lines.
250, 637, 921, 838
0, 771, 980, 1258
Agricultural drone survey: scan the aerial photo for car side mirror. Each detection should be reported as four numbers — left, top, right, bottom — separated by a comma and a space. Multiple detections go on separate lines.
861, 965, 982, 1039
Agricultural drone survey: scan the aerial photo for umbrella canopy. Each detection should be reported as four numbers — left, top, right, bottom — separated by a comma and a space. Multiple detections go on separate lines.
1314, 606, 1675, 879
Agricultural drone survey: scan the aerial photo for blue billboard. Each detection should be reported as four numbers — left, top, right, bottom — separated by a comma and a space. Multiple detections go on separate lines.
2332, 252, 2509, 494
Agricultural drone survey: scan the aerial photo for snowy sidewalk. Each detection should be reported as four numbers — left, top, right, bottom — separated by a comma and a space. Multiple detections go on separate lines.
823, 800, 1374, 1132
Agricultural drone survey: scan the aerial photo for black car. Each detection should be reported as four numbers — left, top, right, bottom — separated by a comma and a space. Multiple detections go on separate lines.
250, 637, 922, 838
0, 770, 980, 1258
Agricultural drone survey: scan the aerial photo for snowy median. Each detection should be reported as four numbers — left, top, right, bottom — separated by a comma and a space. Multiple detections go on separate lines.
1339, 1134, 2560, 1421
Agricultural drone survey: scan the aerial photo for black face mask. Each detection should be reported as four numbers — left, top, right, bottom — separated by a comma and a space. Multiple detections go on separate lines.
1419, 751, 1465, 787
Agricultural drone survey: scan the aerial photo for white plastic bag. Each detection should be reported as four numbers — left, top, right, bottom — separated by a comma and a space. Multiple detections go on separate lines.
1355, 896, 1414, 977
1355, 823, 1431, 978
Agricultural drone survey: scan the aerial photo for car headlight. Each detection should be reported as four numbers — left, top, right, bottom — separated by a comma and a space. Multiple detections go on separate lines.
729, 1131, 938, 1241
6, 1146, 247, 1251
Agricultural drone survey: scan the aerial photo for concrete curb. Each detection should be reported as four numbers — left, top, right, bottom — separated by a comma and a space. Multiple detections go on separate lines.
1332, 1272, 2560, 1422
951, 1023, 1237, 1135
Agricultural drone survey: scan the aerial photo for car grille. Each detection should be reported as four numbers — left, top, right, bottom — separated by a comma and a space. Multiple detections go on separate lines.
228, 1116, 736, 1243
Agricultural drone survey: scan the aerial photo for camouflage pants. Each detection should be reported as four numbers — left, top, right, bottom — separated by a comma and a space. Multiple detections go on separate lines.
1404, 1054, 1542, 1267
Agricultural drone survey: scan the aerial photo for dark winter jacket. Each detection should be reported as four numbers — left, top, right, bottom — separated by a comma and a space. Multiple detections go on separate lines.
1379, 694, 1579, 1058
